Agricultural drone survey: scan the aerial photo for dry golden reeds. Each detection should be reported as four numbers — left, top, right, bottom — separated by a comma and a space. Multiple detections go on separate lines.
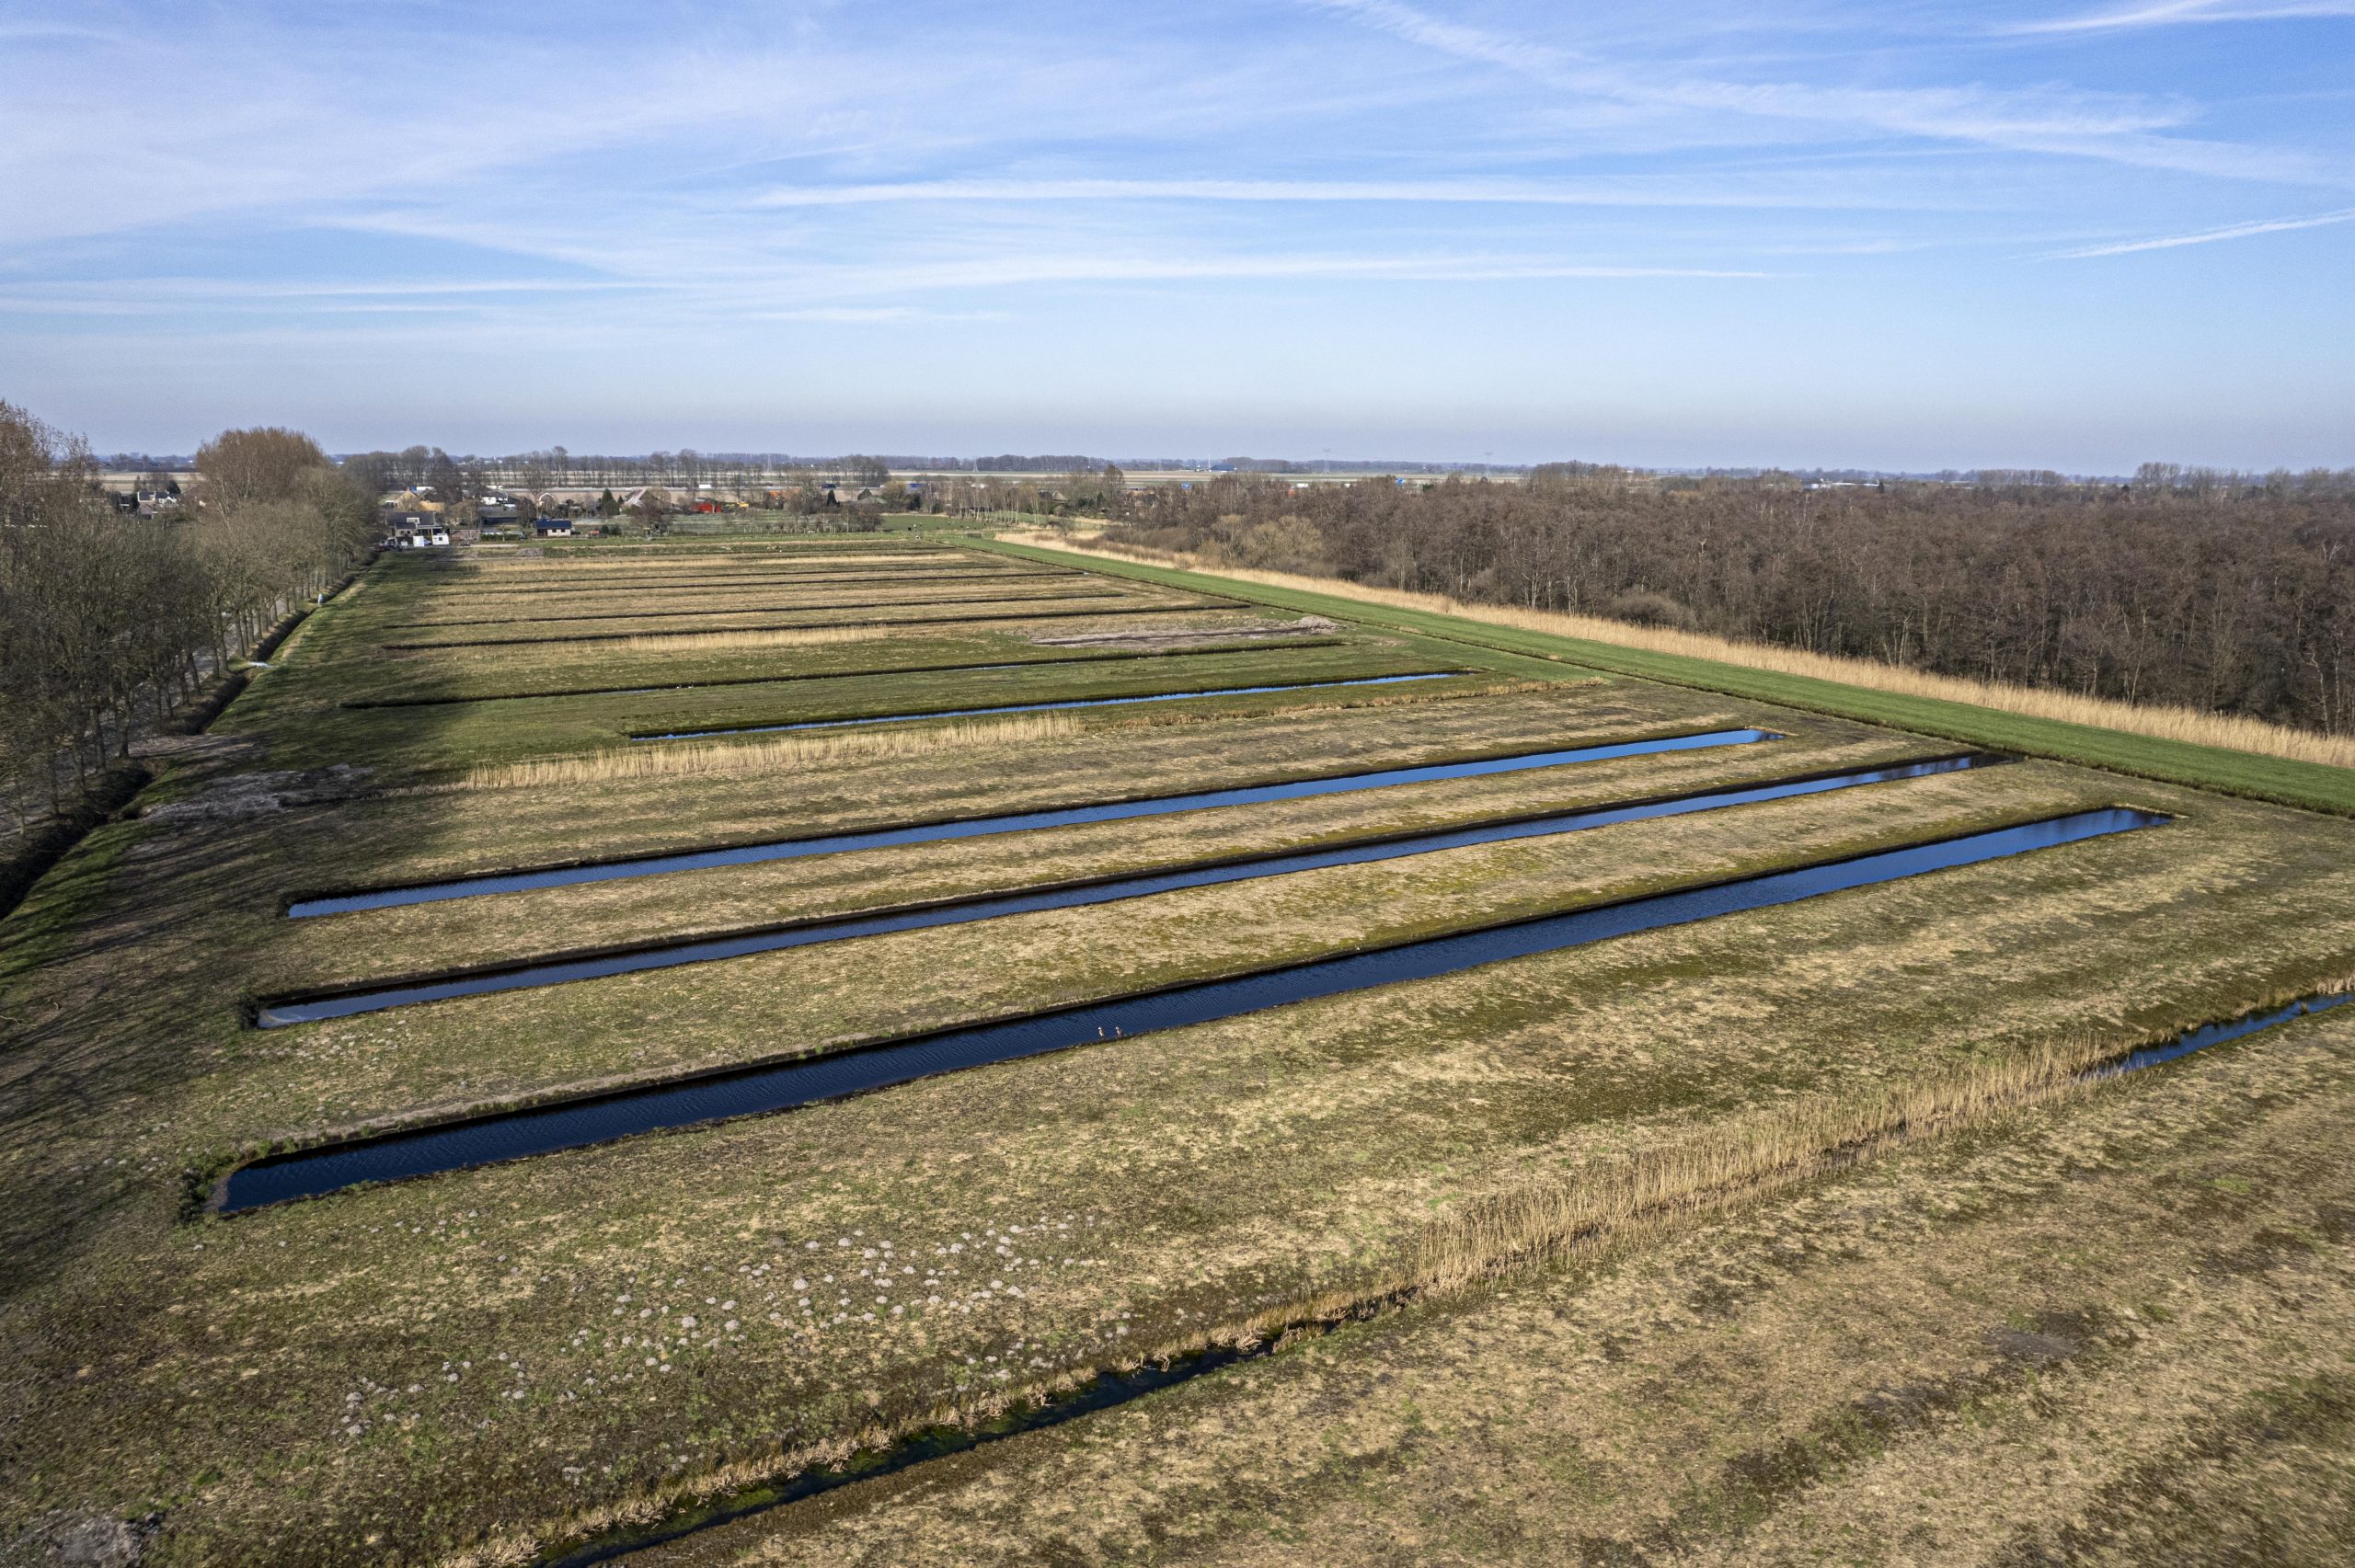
442, 673, 1548, 793
615, 625, 888, 653
444, 986, 2355, 1568
1018, 534, 2355, 773
456, 712, 1083, 791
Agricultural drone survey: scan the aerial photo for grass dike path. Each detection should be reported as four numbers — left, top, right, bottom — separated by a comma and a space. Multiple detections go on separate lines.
968, 534, 2355, 817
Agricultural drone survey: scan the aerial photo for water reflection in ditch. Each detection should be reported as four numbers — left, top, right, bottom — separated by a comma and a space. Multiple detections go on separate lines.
223, 804, 2162, 1209
262, 752, 1987, 1024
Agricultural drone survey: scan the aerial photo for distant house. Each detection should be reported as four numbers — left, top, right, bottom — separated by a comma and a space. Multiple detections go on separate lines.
534, 518, 574, 537
384, 511, 450, 548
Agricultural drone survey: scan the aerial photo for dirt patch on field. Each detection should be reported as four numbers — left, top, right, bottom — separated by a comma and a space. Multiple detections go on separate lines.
139, 764, 374, 825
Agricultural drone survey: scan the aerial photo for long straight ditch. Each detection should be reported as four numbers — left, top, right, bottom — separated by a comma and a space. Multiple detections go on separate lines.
382, 601, 1243, 650
387, 589, 1143, 630
523, 974, 2352, 1568
220, 802, 2162, 1209
289, 727, 1780, 916
632, 671, 1465, 739
262, 748, 1962, 1023
337, 639, 1351, 710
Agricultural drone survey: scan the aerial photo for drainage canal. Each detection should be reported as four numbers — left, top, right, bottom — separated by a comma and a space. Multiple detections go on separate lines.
384, 602, 1242, 650
339, 640, 1350, 710
390, 589, 1142, 630
264, 750, 1971, 1023
290, 727, 1778, 916
633, 671, 1465, 739
221, 804, 2163, 1209
523, 967, 2346, 1568
2091, 990, 2355, 1077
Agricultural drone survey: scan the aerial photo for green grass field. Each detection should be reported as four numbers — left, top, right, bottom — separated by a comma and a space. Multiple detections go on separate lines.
4, 539, 2352, 1566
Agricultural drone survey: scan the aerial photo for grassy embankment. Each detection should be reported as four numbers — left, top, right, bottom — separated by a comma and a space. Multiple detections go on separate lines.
5, 541, 2353, 1565
971, 534, 2355, 814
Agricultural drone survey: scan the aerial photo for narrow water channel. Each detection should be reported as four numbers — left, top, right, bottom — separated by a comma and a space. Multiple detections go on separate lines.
267, 750, 1955, 1027
221, 805, 2163, 1209
289, 727, 1778, 916
632, 671, 1465, 739
523, 966, 2345, 1568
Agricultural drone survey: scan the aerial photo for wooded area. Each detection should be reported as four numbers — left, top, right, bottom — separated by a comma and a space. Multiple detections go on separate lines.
0, 403, 372, 853
1102, 469, 2355, 737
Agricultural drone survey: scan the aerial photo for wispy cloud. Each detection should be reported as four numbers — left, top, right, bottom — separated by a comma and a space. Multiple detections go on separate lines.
2047, 204, 2355, 255
2005, 1, 2355, 34
1305, 0, 2344, 184
750, 175, 1951, 210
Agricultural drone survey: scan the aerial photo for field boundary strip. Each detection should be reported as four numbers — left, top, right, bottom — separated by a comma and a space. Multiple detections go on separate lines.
384, 589, 1146, 630
378, 601, 1248, 649
336, 639, 1354, 709
284, 727, 1778, 916
626, 671, 1466, 740
965, 536, 2355, 817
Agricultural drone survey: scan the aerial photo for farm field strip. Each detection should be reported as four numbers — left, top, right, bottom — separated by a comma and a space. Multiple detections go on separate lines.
416, 571, 1081, 609
288, 727, 1779, 915
258, 750, 1990, 1024
379, 601, 1246, 648
221, 803, 2161, 1207
334, 640, 1354, 709
385, 589, 1150, 630
443, 552, 992, 573
632, 672, 1468, 739
426, 571, 1081, 600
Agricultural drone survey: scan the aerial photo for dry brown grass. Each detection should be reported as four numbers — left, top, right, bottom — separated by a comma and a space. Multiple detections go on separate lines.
446, 996, 2351, 1568
454, 713, 1086, 791
435, 675, 1553, 795
616, 626, 889, 653
1016, 533, 2355, 772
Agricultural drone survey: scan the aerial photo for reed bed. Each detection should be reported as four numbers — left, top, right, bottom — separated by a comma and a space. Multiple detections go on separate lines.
455, 713, 1085, 790
1023, 534, 2355, 772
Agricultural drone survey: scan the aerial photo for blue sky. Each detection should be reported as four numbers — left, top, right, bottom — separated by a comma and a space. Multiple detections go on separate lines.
3, 0, 2350, 469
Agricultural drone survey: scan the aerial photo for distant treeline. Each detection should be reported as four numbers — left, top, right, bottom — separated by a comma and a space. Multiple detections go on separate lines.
1, 403, 373, 847
1100, 468, 2355, 736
